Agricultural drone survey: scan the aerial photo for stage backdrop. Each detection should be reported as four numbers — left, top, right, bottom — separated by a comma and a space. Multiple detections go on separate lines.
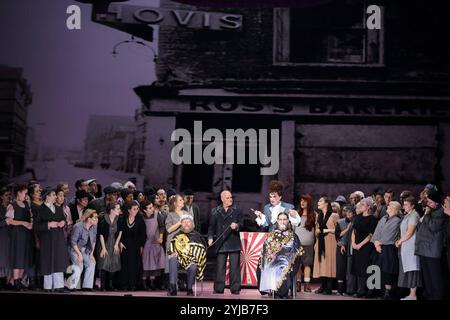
225, 232, 267, 287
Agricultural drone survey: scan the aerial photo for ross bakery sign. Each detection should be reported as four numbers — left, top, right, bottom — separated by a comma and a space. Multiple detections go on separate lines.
95, 3, 243, 31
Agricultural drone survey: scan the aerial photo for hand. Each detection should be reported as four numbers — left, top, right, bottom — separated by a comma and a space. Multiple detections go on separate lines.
58, 221, 66, 228
288, 209, 298, 218
89, 254, 95, 263
352, 243, 359, 251
77, 253, 83, 264
5, 218, 12, 225
254, 210, 263, 218
119, 243, 126, 252
48, 221, 58, 229
157, 238, 163, 244
208, 239, 213, 247
100, 248, 108, 258
170, 252, 178, 257
340, 246, 346, 254
444, 207, 450, 217
113, 244, 120, 255
395, 240, 401, 248
375, 244, 382, 253
25, 222, 33, 230
230, 222, 238, 230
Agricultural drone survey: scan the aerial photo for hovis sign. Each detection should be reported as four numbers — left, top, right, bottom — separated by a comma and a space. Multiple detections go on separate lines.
95, 3, 243, 31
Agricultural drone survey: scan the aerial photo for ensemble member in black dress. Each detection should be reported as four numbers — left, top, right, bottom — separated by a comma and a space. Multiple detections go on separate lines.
6, 184, 33, 291
351, 198, 378, 298
118, 201, 146, 290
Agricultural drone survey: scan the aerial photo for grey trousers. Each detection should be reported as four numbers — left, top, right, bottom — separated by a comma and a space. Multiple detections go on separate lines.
168, 256, 196, 290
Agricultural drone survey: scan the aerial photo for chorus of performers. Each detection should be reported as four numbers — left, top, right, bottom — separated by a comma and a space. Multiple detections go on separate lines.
0, 178, 450, 300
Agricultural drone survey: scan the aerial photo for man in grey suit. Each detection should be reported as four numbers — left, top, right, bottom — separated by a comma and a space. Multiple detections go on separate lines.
253, 180, 300, 231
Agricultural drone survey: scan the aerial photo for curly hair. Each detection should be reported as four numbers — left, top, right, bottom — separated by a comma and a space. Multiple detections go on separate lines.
268, 180, 284, 196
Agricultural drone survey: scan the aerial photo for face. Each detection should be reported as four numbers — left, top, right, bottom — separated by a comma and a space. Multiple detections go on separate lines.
359, 202, 369, 213
126, 193, 134, 202
344, 209, 354, 219
349, 194, 358, 205
444, 196, 450, 209
31, 185, 41, 201
162, 204, 169, 212
184, 195, 194, 206
56, 191, 65, 205
111, 204, 121, 216
427, 198, 438, 209
403, 201, 413, 213
137, 193, 145, 203
375, 194, 384, 204
387, 202, 398, 215
89, 215, 99, 225
61, 184, 69, 196
277, 214, 289, 230
317, 198, 326, 210
176, 196, 185, 209
106, 193, 118, 203
300, 199, 306, 209
77, 197, 89, 208
157, 190, 167, 204
221, 191, 233, 207
181, 219, 193, 232
128, 205, 139, 217
16, 189, 27, 202
144, 203, 154, 215
1, 191, 10, 204
355, 203, 363, 214
269, 192, 282, 206
384, 192, 393, 205
81, 182, 89, 192
89, 182, 98, 194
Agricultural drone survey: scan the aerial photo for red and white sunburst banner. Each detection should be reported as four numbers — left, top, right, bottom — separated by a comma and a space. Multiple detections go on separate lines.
226, 232, 267, 287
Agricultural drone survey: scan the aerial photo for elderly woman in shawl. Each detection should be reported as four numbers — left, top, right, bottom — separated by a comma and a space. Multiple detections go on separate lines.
259, 211, 303, 298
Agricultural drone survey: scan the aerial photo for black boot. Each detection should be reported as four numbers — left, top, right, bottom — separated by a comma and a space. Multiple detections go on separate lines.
315, 278, 326, 294
28, 277, 36, 291
296, 281, 301, 292
14, 279, 24, 292
167, 284, 177, 296
100, 271, 107, 291
149, 279, 156, 291
382, 289, 392, 300
323, 278, 333, 295
337, 281, 345, 295
304, 282, 312, 293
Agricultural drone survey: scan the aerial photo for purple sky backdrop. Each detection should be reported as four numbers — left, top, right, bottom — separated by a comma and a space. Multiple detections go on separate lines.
0, 0, 159, 149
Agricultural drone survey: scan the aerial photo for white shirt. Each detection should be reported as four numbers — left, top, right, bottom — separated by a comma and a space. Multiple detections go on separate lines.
256, 203, 301, 227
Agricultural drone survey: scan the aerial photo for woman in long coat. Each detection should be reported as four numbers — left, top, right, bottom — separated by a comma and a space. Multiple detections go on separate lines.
118, 201, 146, 291
34, 188, 70, 292
312, 197, 339, 294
